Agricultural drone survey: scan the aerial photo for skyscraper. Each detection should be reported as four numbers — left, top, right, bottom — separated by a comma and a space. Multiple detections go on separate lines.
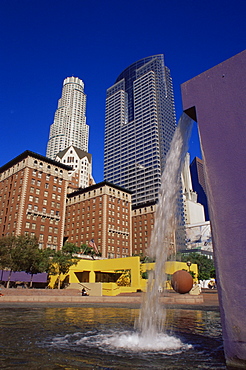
46, 77, 89, 160
104, 55, 176, 206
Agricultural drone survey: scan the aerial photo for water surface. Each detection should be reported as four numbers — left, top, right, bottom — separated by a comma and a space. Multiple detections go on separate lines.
0, 306, 226, 369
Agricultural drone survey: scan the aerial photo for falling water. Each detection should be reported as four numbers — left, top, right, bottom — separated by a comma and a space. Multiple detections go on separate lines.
136, 113, 193, 337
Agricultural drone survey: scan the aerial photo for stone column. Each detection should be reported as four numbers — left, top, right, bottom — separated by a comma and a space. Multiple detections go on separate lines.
89, 270, 96, 283
181, 50, 246, 367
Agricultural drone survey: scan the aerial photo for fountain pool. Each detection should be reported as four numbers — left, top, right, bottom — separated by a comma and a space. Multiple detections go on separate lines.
0, 305, 226, 369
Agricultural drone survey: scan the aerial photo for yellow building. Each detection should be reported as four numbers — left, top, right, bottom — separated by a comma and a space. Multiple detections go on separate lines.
49, 256, 198, 296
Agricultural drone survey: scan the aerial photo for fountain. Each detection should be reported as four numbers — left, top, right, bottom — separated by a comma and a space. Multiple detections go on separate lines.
136, 113, 193, 337
181, 50, 246, 367
0, 113, 229, 368
0, 305, 225, 368
2, 113, 227, 369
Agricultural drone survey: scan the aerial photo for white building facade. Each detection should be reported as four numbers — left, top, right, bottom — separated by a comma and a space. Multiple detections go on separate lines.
46, 77, 89, 160
182, 153, 213, 255
55, 146, 94, 190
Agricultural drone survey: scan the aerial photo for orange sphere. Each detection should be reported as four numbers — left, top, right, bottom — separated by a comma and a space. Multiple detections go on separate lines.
171, 270, 193, 294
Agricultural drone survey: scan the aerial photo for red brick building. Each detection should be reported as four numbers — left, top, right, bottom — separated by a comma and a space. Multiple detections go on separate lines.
0, 151, 71, 250
131, 201, 156, 256
1, 151, 163, 259
132, 201, 176, 257
65, 181, 132, 258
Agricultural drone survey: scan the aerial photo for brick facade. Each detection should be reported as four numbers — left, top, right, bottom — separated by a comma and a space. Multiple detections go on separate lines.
65, 182, 132, 258
131, 202, 156, 256
0, 151, 71, 250
1, 152, 160, 258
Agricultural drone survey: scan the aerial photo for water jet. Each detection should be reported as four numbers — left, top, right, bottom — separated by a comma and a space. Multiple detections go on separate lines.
136, 113, 193, 338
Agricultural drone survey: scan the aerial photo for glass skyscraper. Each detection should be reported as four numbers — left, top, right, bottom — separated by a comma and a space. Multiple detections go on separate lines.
104, 55, 176, 206
46, 77, 89, 160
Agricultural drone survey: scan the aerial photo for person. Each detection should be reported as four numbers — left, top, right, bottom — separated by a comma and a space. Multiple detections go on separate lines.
208, 279, 215, 289
81, 288, 88, 296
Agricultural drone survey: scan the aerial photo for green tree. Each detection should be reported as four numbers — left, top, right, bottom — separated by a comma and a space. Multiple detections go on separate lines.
0, 235, 17, 288
0, 235, 15, 269
62, 242, 81, 256
133, 253, 155, 263
13, 235, 42, 288
0, 235, 50, 288
181, 252, 215, 280
81, 244, 96, 258
48, 243, 80, 289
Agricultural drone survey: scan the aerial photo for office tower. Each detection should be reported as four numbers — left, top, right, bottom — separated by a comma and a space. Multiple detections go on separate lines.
46, 77, 89, 160
0, 151, 71, 250
104, 55, 176, 206
190, 157, 210, 220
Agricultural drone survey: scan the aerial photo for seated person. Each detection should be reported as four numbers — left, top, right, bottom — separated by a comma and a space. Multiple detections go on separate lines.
81, 288, 88, 296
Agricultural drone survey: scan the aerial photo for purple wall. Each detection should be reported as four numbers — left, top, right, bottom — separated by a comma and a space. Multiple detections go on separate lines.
181, 50, 246, 367
0, 270, 48, 283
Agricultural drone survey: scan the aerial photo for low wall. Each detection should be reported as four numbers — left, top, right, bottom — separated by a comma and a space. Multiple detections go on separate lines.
0, 293, 204, 304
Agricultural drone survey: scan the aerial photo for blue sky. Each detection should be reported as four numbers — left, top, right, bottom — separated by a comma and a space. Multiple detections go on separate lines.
0, 0, 245, 182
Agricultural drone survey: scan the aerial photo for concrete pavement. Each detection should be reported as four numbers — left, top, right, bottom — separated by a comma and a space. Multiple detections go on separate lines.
0, 287, 219, 309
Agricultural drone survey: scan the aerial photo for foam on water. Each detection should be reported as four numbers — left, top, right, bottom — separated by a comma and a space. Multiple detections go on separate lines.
96, 331, 192, 352
49, 330, 192, 354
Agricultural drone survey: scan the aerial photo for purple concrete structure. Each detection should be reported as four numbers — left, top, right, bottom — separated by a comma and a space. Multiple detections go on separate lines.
181, 50, 246, 367
0, 270, 48, 283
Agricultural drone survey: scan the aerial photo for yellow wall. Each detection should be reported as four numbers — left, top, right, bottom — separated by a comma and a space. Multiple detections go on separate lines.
141, 261, 198, 279
49, 256, 141, 289
48, 256, 198, 295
